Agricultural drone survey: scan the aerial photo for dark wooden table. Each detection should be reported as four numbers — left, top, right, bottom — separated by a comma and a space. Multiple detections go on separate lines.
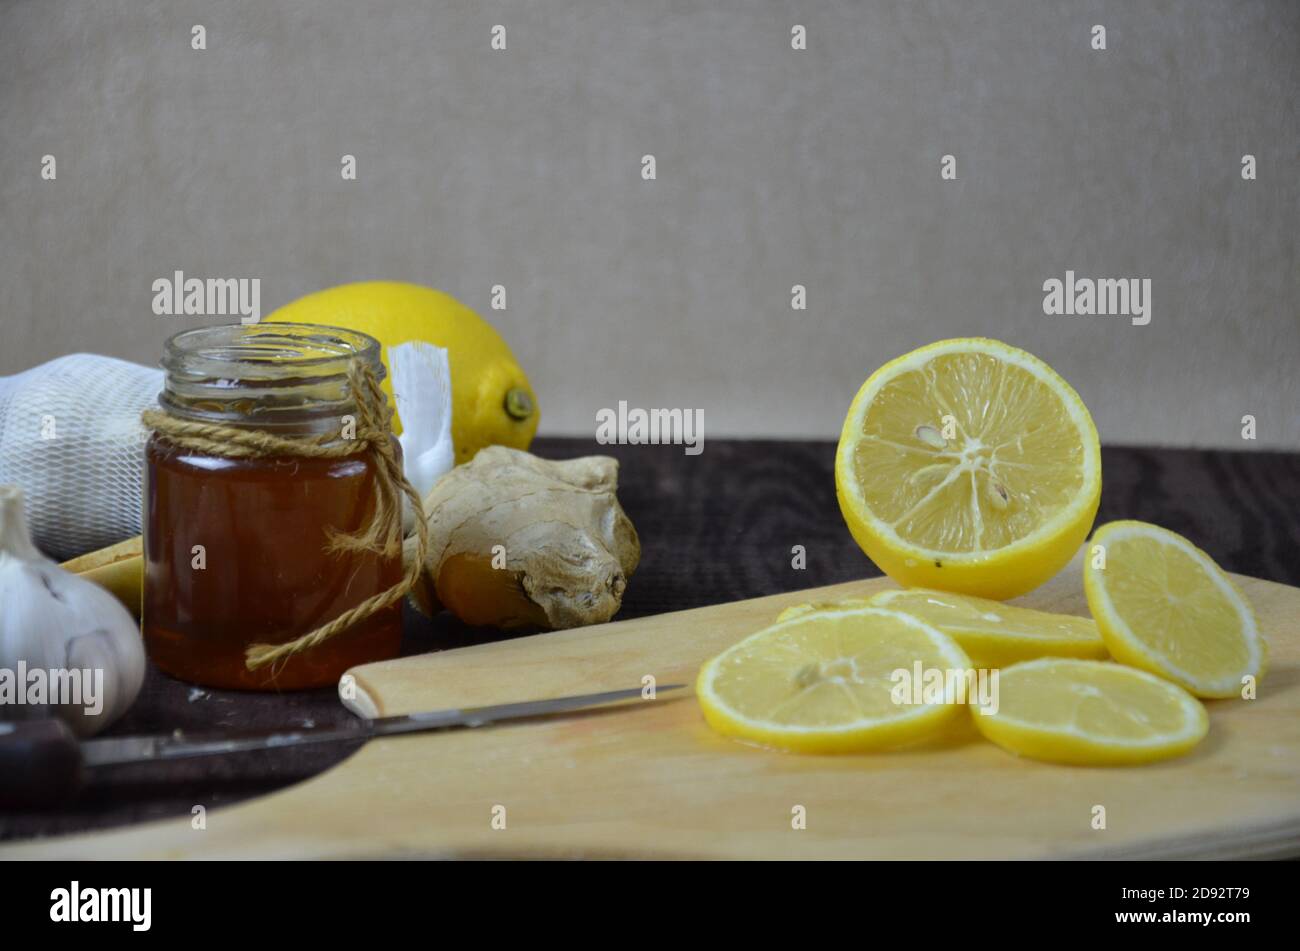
4, 437, 1298, 844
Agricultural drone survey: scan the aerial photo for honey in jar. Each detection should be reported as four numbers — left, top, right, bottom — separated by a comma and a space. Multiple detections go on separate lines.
143, 323, 403, 690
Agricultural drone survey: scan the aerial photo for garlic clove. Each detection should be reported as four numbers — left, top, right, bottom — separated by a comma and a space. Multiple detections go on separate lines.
0, 485, 146, 737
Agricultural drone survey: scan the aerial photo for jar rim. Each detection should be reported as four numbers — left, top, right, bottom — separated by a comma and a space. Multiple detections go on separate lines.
157, 322, 386, 429
162, 322, 383, 377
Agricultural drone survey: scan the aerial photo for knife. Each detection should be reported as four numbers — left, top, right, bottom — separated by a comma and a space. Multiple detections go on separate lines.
0, 684, 685, 809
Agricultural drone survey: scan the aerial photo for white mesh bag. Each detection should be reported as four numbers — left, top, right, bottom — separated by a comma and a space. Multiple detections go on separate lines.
0, 345, 453, 561
0, 354, 162, 560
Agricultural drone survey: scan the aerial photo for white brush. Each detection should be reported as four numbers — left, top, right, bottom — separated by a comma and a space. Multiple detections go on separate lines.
390, 342, 455, 525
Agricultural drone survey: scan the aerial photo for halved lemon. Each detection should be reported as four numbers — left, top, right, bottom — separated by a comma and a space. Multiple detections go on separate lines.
1083, 521, 1266, 698
696, 605, 970, 753
869, 588, 1106, 667
972, 658, 1208, 765
835, 338, 1101, 599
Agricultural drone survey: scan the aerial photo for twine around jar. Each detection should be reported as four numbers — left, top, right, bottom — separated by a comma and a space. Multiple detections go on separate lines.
141, 361, 429, 672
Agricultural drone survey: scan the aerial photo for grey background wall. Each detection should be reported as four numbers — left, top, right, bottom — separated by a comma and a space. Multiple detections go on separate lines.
2, 0, 1297, 448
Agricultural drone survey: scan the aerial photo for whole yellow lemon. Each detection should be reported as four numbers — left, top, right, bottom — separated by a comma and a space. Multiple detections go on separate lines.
266, 281, 538, 464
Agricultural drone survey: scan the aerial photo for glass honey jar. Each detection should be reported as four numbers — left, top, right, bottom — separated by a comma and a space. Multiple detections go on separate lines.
143, 323, 404, 690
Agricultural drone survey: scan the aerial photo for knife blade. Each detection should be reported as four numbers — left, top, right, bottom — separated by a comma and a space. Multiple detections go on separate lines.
84, 684, 684, 766
0, 683, 686, 807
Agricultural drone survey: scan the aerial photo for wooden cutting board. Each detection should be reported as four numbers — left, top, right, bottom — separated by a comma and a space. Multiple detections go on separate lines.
7, 554, 1300, 859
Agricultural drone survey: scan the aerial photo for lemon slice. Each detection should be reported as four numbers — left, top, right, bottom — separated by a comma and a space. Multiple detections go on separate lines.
835, 338, 1101, 599
869, 589, 1106, 667
1083, 521, 1266, 698
777, 591, 1105, 666
972, 658, 1208, 765
696, 606, 970, 753
775, 599, 874, 623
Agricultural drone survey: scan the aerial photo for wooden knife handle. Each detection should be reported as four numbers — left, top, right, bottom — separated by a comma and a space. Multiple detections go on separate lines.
0, 718, 85, 809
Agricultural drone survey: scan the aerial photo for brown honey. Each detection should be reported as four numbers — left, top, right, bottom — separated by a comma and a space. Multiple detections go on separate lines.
142, 323, 403, 690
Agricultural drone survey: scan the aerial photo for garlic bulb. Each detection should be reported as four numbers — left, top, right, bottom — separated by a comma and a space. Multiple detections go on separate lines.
0, 485, 145, 736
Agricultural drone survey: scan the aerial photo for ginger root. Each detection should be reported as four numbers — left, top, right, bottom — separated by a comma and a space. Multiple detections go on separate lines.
405, 446, 640, 629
